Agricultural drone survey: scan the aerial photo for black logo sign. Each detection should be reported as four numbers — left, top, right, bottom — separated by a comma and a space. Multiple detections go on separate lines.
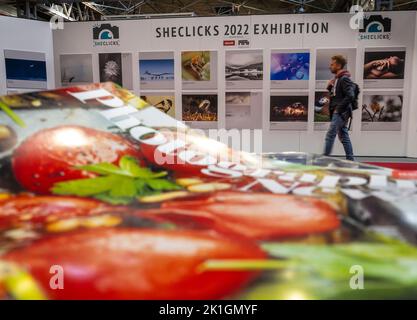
359, 15, 391, 33
93, 24, 119, 40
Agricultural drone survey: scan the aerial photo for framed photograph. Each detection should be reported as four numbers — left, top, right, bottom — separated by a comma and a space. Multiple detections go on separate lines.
361, 92, 403, 131
140, 93, 175, 119
314, 91, 331, 131
182, 94, 218, 129
316, 48, 356, 89
225, 92, 262, 129
60, 54, 93, 87
181, 51, 218, 90
363, 48, 406, 89
270, 50, 310, 89
99, 53, 133, 89
225, 50, 263, 89
4, 49, 47, 89
270, 94, 309, 130
139, 52, 174, 90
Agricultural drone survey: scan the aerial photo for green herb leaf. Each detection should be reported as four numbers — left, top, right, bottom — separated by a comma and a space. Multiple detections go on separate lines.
227, 242, 417, 300
52, 155, 182, 204
77, 163, 126, 176
262, 242, 417, 284
0, 101, 26, 128
147, 179, 182, 191
94, 193, 132, 205
134, 179, 152, 196
120, 156, 168, 178
52, 176, 116, 196
109, 177, 137, 198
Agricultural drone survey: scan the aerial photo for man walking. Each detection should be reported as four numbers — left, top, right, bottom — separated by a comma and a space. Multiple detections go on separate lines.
324, 55, 355, 161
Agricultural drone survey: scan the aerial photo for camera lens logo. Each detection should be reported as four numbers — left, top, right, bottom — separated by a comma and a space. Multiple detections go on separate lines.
93, 24, 119, 40
93, 24, 120, 47
359, 15, 391, 33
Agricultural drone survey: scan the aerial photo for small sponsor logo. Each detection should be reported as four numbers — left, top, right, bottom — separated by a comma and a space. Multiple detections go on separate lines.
238, 39, 250, 47
223, 40, 236, 46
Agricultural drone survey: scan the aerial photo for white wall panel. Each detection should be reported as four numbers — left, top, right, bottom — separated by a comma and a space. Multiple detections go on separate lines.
0, 16, 55, 94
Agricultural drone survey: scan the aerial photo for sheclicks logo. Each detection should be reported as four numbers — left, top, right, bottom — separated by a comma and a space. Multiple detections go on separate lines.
359, 15, 392, 40
93, 23, 120, 46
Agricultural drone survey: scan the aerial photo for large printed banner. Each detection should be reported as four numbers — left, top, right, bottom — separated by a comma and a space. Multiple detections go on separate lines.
1, 83, 417, 300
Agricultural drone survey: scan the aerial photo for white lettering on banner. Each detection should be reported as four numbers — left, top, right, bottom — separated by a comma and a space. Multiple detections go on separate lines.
299, 173, 317, 183
202, 164, 243, 179
245, 168, 271, 178
100, 106, 139, 120
156, 139, 187, 156
177, 150, 217, 167
340, 177, 368, 187
369, 175, 388, 189
293, 186, 316, 196
279, 172, 297, 182
341, 189, 369, 200
217, 161, 247, 172
67, 87, 417, 201
321, 188, 338, 194
68, 89, 125, 107
318, 176, 340, 188
115, 117, 142, 131
130, 126, 167, 145
239, 180, 259, 192
257, 179, 299, 194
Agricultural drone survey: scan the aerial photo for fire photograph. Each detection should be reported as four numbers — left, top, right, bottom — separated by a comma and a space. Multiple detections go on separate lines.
182, 94, 218, 122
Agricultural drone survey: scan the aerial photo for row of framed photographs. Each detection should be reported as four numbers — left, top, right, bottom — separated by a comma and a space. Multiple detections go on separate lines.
57, 47, 406, 91
1, 47, 407, 91
141, 90, 404, 132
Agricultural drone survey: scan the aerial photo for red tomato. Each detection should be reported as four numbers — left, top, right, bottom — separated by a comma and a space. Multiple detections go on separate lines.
4, 228, 266, 299
0, 195, 118, 229
12, 126, 143, 194
162, 191, 340, 239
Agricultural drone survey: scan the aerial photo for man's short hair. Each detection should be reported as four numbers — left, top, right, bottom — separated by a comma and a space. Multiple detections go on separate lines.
331, 55, 347, 69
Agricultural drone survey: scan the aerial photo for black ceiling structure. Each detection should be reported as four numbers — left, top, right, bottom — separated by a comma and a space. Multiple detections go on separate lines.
0, 0, 416, 21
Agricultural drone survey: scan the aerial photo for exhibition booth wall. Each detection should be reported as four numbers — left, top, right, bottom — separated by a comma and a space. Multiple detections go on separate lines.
1, 12, 417, 157
0, 16, 55, 94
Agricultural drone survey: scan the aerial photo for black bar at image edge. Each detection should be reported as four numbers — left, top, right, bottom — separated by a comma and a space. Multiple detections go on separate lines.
0, 300, 414, 318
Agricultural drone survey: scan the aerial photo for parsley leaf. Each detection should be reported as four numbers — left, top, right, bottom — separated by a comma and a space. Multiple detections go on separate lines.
147, 179, 183, 191
52, 155, 182, 204
52, 176, 116, 196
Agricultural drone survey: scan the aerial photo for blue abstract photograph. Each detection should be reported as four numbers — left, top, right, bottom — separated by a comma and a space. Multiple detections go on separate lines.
270, 52, 310, 80
139, 59, 174, 81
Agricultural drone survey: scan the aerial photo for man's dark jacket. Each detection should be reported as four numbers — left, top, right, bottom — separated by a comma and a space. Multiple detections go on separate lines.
327, 72, 355, 120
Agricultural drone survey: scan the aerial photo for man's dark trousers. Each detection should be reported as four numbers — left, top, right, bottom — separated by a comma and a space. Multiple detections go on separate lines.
324, 113, 354, 161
